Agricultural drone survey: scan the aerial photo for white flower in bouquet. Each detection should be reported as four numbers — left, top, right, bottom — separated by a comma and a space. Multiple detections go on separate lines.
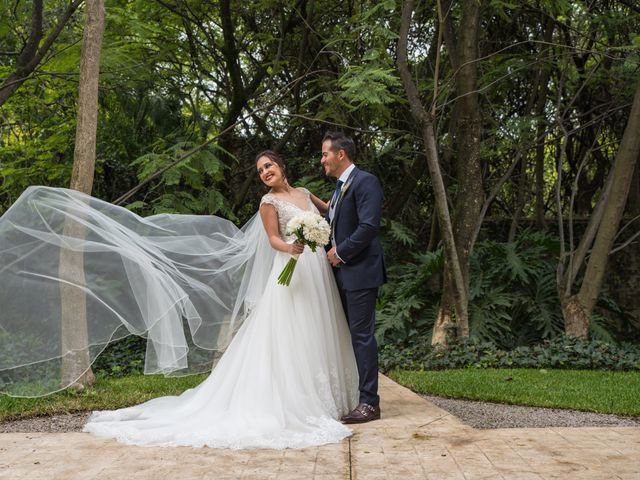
278, 212, 331, 286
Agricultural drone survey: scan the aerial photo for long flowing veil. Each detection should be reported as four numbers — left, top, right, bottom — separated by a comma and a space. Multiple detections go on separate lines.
0, 186, 274, 397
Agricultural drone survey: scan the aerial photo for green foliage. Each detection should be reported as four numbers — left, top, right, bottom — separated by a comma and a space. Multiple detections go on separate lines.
377, 229, 634, 349
381, 218, 417, 247
376, 249, 443, 344
0, 332, 61, 396
338, 64, 401, 110
92, 335, 146, 378
377, 231, 567, 347
379, 335, 640, 372
128, 141, 234, 217
468, 230, 565, 347
0, 330, 145, 395
295, 175, 333, 200
0, 332, 51, 369
0, 86, 77, 205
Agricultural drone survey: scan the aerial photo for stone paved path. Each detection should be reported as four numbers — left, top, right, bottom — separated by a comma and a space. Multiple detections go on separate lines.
1, 375, 638, 479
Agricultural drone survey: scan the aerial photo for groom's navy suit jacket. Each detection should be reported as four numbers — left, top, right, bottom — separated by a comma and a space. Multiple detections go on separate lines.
328, 167, 386, 291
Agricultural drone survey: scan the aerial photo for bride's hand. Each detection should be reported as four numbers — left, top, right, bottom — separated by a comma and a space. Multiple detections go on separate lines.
289, 242, 304, 255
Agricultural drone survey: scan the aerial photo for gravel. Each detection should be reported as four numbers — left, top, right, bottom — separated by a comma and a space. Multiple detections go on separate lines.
0, 412, 91, 433
421, 394, 640, 429
1, 397, 638, 433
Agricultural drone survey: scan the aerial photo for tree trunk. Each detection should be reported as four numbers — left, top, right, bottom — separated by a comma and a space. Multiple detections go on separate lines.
426, 212, 440, 252
534, 18, 555, 228
562, 79, 640, 336
397, 0, 469, 344
627, 151, 640, 217
562, 296, 590, 337
432, 269, 456, 345
384, 18, 444, 218
534, 132, 547, 227
432, 0, 484, 343
60, 0, 105, 390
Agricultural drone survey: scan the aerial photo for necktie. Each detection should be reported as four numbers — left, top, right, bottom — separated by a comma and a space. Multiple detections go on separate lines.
333, 179, 344, 203
329, 179, 344, 222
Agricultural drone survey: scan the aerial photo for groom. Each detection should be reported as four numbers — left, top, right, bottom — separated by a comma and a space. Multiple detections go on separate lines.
322, 131, 386, 424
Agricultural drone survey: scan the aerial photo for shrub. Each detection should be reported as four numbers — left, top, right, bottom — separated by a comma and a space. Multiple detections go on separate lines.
379, 335, 640, 372
376, 230, 635, 348
93, 335, 146, 378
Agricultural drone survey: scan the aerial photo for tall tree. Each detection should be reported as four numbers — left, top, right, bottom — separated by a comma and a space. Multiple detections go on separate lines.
430, 0, 484, 344
561, 79, 640, 337
397, 0, 469, 340
59, 0, 105, 389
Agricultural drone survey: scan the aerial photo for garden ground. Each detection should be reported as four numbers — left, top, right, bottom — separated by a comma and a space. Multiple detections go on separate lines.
0, 375, 638, 479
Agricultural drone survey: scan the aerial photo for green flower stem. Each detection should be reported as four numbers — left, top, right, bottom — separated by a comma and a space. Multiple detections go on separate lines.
277, 256, 298, 286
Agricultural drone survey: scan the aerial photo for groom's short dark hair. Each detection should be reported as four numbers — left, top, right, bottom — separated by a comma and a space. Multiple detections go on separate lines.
323, 132, 356, 161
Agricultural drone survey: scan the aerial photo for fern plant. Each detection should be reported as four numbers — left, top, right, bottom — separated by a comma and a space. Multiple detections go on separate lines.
377, 229, 629, 350
376, 250, 443, 344
468, 230, 564, 348
128, 141, 234, 218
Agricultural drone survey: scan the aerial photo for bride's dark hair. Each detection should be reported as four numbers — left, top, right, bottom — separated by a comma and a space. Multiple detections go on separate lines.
255, 150, 287, 179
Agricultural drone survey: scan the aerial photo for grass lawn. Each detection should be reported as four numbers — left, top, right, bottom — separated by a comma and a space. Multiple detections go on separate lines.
389, 368, 640, 416
2, 369, 639, 421
0, 374, 206, 421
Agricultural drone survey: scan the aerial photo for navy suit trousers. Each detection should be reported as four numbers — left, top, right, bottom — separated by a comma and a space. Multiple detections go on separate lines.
335, 269, 379, 407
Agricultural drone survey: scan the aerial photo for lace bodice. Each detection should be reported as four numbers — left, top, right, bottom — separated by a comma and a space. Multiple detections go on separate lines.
260, 188, 317, 242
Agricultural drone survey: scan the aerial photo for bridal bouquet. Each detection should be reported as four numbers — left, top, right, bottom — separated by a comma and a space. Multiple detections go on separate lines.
277, 212, 331, 286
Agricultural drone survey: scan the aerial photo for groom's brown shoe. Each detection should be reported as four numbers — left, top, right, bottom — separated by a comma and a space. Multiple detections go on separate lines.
341, 403, 381, 424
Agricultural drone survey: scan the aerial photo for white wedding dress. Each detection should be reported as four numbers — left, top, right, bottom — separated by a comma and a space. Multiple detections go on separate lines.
83, 190, 359, 449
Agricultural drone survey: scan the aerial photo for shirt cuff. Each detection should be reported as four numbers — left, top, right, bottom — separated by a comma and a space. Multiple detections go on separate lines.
335, 249, 346, 264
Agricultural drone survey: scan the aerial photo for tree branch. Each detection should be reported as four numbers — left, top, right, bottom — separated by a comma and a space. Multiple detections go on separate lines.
397, 0, 468, 333
0, 0, 84, 107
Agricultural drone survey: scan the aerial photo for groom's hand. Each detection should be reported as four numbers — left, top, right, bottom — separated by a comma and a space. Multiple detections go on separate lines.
327, 246, 343, 267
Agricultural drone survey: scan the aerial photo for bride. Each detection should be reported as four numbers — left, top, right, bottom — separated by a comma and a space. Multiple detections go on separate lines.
0, 150, 358, 449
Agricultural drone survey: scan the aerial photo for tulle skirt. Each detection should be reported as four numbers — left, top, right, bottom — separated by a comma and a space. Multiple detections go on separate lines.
83, 247, 359, 449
